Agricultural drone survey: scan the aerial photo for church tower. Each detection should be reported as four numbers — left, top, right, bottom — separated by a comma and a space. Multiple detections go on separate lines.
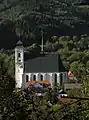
15, 40, 24, 88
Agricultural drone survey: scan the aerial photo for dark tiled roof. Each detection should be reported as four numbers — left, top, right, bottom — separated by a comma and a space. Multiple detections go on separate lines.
24, 53, 66, 73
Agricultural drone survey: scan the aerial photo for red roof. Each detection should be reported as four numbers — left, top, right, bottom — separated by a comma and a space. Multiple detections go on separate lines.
38, 80, 49, 85
27, 80, 37, 88
68, 71, 73, 77
58, 97, 76, 103
27, 80, 49, 88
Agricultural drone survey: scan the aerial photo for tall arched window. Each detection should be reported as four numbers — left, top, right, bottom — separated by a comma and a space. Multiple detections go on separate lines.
40, 74, 43, 81
33, 75, 36, 81
26, 75, 29, 82
18, 53, 21, 57
54, 73, 57, 86
60, 73, 63, 86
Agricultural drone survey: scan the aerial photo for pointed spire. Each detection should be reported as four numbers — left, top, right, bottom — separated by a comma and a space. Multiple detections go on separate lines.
16, 40, 23, 46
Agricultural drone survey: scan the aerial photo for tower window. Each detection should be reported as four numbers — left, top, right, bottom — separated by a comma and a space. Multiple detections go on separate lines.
18, 59, 21, 62
26, 75, 29, 82
40, 75, 43, 81
18, 53, 21, 57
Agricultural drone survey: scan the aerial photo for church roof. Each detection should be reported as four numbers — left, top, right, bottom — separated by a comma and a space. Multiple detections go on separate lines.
24, 53, 66, 73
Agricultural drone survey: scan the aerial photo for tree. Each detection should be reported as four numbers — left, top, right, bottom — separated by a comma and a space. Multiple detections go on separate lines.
0, 53, 15, 89
70, 61, 86, 79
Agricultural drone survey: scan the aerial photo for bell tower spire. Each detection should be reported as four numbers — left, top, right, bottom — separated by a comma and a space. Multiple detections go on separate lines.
15, 40, 24, 88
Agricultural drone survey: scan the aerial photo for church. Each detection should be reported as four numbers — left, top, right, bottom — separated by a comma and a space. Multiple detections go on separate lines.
15, 40, 68, 89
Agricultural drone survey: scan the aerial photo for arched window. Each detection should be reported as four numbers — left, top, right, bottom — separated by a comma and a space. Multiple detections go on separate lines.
33, 75, 36, 81
54, 73, 57, 86
26, 75, 29, 82
18, 53, 21, 57
60, 73, 63, 86
64, 72, 68, 81
40, 74, 43, 81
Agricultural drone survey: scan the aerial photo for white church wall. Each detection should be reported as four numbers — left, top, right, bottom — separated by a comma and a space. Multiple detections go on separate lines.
45, 73, 49, 80
47, 72, 68, 88
22, 74, 26, 89
57, 73, 61, 87
22, 72, 68, 89
47, 73, 53, 87
38, 73, 46, 80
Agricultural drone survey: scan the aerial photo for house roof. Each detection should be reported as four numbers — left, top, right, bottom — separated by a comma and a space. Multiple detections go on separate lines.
68, 71, 73, 77
58, 98, 75, 103
24, 53, 66, 73
27, 80, 49, 88
38, 80, 49, 85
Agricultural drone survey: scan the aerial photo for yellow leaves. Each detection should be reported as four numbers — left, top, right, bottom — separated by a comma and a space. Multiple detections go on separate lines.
52, 104, 59, 112
27, 104, 33, 110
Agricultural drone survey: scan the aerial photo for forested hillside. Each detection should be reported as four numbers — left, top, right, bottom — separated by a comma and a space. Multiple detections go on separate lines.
0, 0, 89, 48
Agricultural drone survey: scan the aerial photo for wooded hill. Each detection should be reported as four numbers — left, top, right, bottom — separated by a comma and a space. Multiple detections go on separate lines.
0, 0, 89, 48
